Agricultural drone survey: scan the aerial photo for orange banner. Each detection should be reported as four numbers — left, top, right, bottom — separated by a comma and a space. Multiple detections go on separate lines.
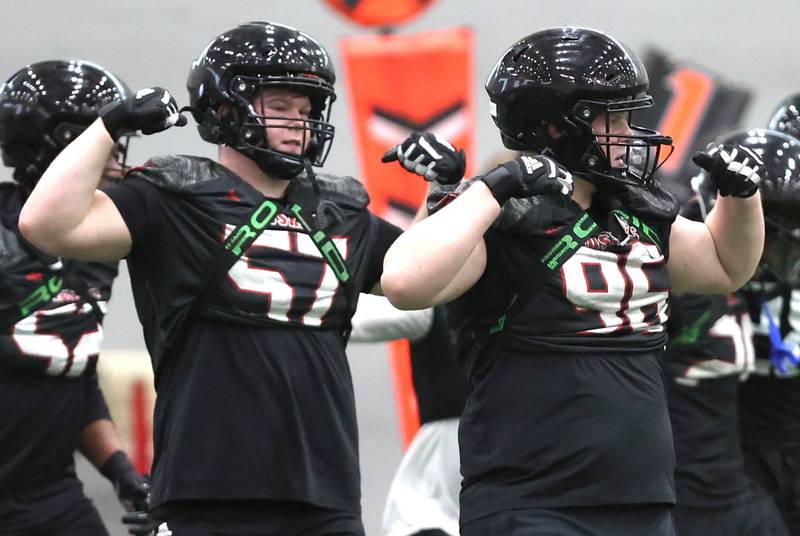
340, 27, 475, 449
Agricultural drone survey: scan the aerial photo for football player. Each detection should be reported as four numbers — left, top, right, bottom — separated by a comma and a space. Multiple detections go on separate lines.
735, 101, 800, 533
662, 129, 793, 536
19, 22, 402, 536
0, 60, 148, 535
381, 27, 764, 534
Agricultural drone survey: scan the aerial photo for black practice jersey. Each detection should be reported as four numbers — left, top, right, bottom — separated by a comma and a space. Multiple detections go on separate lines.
662, 292, 757, 507
0, 182, 115, 491
739, 285, 800, 447
103, 155, 401, 511
409, 306, 467, 425
436, 181, 677, 522
0, 370, 111, 492
0, 183, 117, 377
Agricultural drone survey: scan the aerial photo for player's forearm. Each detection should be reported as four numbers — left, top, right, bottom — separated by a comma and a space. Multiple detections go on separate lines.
381, 181, 499, 309
78, 418, 126, 471
705, 192, 764, 291
19, 119, 115, 254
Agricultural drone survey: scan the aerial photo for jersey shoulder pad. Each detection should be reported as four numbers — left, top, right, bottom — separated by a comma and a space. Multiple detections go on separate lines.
126, 154, 223, 193
616, 179, 680, 225
427, 178, 567, 234
305, 172, 370, 211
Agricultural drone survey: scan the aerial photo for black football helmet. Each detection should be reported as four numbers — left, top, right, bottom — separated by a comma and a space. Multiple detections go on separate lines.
187, 21, 336, 180
485, 27, 673, 188
0, 60, 131, 191
768, 93, 800, 141
691, 128, 800, 286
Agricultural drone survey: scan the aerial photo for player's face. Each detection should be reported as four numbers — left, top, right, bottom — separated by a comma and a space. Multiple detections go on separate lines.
251, 88, 313, 156
763, 225, 800, 287
591, 111, 633, 168
99, 140, 129, 186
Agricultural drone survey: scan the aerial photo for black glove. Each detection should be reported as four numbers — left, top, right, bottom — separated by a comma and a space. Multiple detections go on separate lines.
479, 154, 573, 204
100, 87, 186, 141
100, 450, 152, 534
122, 510, 157, 536
692, 143, 762, 198
381, 132, 466, 185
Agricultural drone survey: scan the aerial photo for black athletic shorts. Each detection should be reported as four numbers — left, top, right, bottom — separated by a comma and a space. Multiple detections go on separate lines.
0, 475, 107, 536
151, 500, 364, 536
673, 491, 789, 536
743, 442, 800, 534
460, 504, 675, 536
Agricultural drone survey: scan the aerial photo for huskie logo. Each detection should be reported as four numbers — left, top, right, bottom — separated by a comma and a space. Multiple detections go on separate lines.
156, 522, 173, 536
614, 214, 640, 241
585, 232, 617, 250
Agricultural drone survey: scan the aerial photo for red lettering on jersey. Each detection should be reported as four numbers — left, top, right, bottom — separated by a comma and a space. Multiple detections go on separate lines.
25, 272, 44, 281
274, 214, 303, 230
52, 289, 80, 303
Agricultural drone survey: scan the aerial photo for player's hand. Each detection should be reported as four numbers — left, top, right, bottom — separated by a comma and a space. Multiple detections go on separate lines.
381, 132, 466, 185
479, 154, 573, 204
117, 475, 152, 535
100, 451, 149, 512
115, 470, 150, 512
122, 509, 157, 536
100, 87, 187, 141
692, 144, 761, 198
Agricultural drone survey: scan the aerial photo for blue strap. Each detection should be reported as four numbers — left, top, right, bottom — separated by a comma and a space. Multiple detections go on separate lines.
762, 303, 800, 375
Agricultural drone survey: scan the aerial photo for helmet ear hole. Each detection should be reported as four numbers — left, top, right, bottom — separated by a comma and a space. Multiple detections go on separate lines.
51, 123, 83, 147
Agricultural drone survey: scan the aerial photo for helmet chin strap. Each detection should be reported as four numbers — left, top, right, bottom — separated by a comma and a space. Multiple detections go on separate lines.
302, 159, 343, 230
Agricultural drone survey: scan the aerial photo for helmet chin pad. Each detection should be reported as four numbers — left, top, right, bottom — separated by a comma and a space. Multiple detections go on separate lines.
238, 145, 305, 181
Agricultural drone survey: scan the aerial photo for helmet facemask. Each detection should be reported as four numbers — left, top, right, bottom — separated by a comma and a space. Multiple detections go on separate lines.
225, 73, 335, 180
0, 119, 131, 191
762, 208, 800, 287
564, 95, 673, 188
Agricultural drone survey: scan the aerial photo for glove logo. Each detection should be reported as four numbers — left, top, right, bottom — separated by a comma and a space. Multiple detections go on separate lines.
156, 523, 173, 536
521, 155, 544, 175
135, 88, 156, 100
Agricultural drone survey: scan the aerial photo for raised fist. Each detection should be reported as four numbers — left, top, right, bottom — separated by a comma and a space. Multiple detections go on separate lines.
100, 87, 186, 141
692, 143, 762, 198
381, 132, 466, 185
480, 154, 573, 204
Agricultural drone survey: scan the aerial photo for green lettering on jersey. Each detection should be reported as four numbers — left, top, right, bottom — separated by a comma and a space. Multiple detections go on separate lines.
542, 234, 579, 270
672, 310, 712, 345
290, 204, 350, 283
572, 213, 597, 239
489, 314, 506, 334
18, 275, 63, 317
224, 200, 278, 256
611, 209, 660, 245
250, 200, 278, 229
